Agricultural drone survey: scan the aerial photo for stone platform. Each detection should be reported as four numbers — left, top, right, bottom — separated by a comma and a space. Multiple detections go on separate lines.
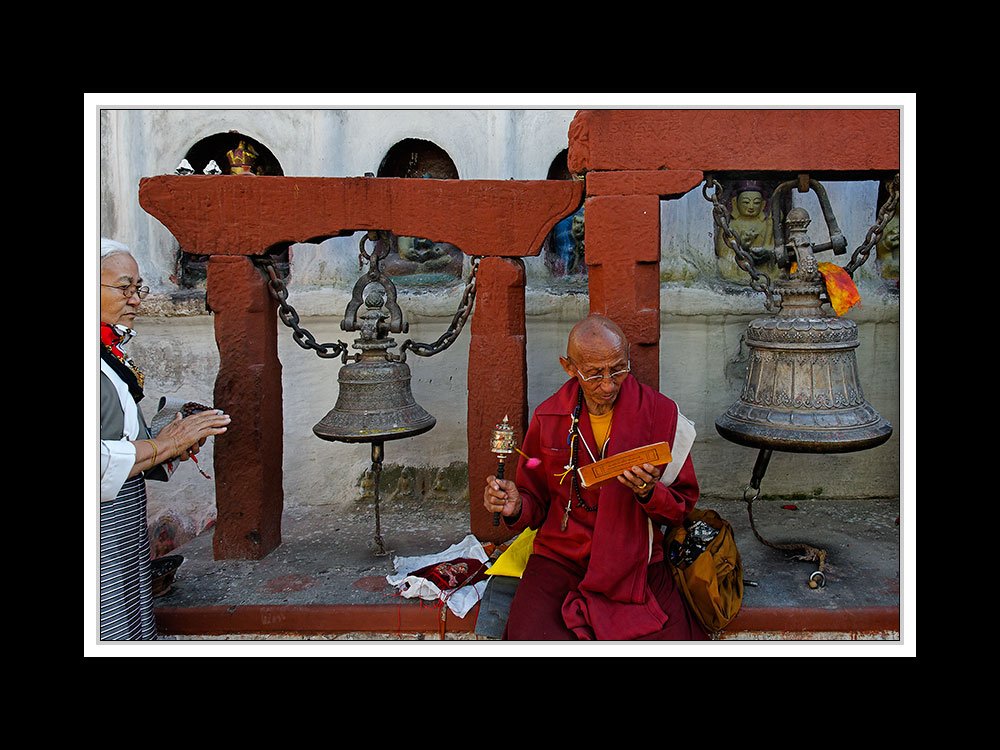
122, 493, 908, 651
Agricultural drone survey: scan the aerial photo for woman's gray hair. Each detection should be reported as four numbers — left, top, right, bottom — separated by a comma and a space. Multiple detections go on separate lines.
100, 237, 133, 263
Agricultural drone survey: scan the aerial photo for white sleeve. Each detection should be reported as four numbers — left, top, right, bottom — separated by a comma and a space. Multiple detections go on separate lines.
100, 359, 142, 501
101, 439, 137, 501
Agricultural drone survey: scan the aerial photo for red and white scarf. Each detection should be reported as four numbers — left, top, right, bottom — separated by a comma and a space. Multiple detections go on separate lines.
100, 323, 144, 401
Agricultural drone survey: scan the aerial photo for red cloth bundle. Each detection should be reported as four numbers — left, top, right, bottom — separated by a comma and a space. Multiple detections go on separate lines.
410, 558, 489, 591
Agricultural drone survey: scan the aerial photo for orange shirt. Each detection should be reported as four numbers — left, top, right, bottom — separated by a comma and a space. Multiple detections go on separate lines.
589, 409, 614, 456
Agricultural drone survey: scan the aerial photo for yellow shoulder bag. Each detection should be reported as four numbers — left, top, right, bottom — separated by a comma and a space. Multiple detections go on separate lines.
665, 508, 744, 634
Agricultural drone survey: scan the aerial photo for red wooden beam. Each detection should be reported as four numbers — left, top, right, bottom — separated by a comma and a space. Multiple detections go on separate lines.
567, 109, 901, 175
138, 175, 584, 257
206, 256, 284, 559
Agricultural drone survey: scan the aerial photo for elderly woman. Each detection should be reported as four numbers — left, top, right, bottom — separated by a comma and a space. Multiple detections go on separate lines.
100, 238, 230, 640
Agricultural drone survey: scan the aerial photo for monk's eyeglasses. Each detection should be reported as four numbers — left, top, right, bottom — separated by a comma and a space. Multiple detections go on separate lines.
575, 363, 631, 383
102, 283, 150, 299
572, 345, 631, 383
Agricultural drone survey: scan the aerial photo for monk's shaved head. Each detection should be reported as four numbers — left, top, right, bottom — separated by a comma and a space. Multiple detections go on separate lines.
560, 315, 631, 414
566, 314, 628, 361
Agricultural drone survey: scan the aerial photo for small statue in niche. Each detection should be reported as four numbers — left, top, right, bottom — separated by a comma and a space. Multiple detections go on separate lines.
547, 205, 586, 276
426, 467, 453, 503
714, 181, 777, 281
226, 139, 259, 175
359, 469, 376, 500
875, 203, 900, 286
432, 467, 448, 492
570, 207, 586, 273
390, 466, 418, 503
396, 236, 456, 273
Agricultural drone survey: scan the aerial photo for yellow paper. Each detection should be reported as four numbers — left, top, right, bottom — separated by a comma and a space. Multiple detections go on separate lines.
486, 528, 537, 577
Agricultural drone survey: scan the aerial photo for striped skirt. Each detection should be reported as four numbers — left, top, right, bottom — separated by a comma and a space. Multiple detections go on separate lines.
100, 474, 157, 640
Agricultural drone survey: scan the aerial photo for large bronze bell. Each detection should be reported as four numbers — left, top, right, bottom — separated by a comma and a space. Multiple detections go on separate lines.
714, 264, 892, 454
715, 182, 892, 454
708, 176, 898, 588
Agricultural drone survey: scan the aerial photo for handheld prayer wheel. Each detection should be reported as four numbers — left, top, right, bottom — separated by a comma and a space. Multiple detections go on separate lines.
490, 416, 516, 526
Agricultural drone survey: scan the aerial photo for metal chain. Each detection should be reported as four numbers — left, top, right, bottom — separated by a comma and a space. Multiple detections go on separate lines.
358, 229, 391, 270
843, 173, 900, 278
398, 256, 480, 358
256, 238, 479, 361
255, 256, 349, 360
702, 179, 777, 310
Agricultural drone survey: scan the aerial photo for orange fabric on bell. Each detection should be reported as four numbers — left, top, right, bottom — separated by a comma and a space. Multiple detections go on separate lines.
817, 262, 861, 316
789, 262, 861, 316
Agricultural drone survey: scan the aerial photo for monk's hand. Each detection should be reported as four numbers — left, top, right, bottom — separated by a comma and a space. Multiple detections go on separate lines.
484, 475, 522, 519
619, 462, 660, 498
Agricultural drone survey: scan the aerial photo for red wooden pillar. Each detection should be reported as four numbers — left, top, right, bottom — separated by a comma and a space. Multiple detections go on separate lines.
206, 255, 283, 559
584, 194, 662, 388
467, 257, 528, 544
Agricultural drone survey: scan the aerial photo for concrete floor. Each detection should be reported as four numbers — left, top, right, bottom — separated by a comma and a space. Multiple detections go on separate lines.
144, 491, 905, 647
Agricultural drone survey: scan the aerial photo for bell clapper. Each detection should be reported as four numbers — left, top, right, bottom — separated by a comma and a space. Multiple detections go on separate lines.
370, 440, 388, 556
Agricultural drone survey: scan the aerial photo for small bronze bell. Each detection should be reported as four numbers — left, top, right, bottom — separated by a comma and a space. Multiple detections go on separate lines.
310, 278, 435, 555
313, 234, 436, 445
310, 234, 438, 555
313, 286, 435, 444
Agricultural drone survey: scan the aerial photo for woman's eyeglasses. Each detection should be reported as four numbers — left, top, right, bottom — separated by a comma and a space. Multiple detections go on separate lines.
102, 283, 150, 299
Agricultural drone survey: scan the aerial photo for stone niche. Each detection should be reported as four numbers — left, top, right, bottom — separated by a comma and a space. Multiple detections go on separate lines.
376, 138, 465, 286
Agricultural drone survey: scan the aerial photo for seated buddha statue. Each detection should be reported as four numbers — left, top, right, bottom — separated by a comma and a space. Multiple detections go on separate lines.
714, 181, 777, 281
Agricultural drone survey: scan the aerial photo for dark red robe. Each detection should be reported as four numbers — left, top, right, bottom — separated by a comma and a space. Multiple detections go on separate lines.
503, 375, 707, 641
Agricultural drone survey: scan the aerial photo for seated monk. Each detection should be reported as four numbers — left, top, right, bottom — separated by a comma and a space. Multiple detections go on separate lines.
483, 315, 708, 641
